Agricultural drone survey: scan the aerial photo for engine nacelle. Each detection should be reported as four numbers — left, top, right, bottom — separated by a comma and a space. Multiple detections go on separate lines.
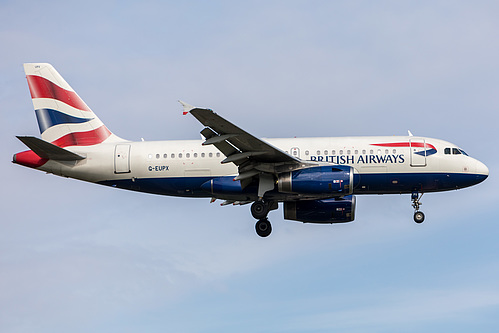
284, 196, 356, 223
278, 165, 354, 195
201, 177, 244, 195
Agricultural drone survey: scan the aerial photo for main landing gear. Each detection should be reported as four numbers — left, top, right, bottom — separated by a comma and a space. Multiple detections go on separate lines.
251, 200, 275, 237
255, 218, 272, 237
411, 191, 425, 223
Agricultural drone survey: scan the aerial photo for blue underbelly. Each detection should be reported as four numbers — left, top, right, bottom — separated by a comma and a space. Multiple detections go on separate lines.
98, 172, 487, 197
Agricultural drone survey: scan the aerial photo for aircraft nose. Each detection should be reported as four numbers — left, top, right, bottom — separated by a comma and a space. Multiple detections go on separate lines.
476, 160, 489, 177
473, 160, 489, 185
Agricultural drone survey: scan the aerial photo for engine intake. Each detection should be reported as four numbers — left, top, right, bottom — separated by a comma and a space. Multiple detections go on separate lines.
278, 165, 354, 195
284, 195, 356, 223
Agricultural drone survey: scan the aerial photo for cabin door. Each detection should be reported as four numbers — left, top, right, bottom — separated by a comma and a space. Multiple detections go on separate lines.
114, 144, 131, 173
410, 138, 427, 167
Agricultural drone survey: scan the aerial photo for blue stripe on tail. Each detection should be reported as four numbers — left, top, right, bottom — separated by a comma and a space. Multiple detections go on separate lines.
35, 108, 94, 133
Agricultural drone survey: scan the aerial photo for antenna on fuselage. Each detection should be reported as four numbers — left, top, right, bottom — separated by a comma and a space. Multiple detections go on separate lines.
408, 130, 414, 136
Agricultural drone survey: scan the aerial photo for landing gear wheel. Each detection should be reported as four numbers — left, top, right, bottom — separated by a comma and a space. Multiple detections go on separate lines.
251, 201, 268, 219
411, 191, 425, 223
414, 211, 425, 223
255, 218, 272, 237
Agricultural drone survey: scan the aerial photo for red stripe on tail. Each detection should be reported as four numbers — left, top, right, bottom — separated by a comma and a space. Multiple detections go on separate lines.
26, 75, 92, 112
51, 125, 112, 147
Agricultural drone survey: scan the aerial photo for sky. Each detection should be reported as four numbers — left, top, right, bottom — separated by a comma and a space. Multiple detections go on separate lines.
1, 1, 498, 332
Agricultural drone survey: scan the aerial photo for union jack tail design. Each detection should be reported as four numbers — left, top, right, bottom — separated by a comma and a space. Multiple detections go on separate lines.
23, 63, 123, 147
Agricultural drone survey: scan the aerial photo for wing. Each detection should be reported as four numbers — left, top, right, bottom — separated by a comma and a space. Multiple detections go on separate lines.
181, 101, 307, 196
185, 105, 298, 162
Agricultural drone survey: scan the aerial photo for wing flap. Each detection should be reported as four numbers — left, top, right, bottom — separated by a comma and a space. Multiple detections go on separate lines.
200, 127, 239, 158
221, 151, 266, 164
202, 134, 239, 146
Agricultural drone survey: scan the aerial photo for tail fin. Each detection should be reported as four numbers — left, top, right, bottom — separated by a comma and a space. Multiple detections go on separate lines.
23, 63, 122, 147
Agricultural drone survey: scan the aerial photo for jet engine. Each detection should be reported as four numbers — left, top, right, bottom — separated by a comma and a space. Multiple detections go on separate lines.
278, 165, 354, 195
283, 195, 356, 223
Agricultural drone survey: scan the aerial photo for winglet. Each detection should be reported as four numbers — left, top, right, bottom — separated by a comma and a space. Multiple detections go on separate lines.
179, 100, 195, 115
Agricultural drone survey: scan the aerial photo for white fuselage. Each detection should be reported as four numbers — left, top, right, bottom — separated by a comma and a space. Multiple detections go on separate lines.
34, 135, 488, 200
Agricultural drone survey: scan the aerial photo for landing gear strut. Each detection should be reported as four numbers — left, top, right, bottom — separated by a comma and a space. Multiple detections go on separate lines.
251, 200, 275, 237
411, 191, 425, 223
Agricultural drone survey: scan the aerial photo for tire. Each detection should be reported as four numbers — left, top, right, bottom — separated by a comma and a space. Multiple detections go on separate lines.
255, 218, 272, 237
251, 201, 268, 219
414, 211, 425, 223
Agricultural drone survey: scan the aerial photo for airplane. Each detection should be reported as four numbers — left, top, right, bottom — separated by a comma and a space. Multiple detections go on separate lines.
13, 63, 489, 237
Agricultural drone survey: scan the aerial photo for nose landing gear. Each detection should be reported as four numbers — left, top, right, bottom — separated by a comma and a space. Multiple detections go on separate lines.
411, 191, 425, 223
414, 210, 425, 223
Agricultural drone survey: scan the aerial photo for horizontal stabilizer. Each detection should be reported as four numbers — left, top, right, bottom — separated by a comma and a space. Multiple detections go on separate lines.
16, 136, 85, 161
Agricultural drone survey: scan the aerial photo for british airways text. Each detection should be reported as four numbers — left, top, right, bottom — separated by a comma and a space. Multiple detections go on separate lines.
310, 154, 405, 164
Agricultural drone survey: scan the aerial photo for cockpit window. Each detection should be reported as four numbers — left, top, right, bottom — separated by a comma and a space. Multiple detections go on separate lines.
446, 147, 469, 156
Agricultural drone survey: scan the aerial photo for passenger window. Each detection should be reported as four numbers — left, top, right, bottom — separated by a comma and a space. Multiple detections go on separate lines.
171, 153, 175, 158
156, 154, 160, 159
293, 150, 297, 156
316, 150, 320, 155
179, 153, 183, 158
186, 153, 190, 158
370, 149, 374, 154
339, 150, 343, 155
362, 150, 366, 154
201, 152, 205, 158
354, 150, 358, 154
444, 148, 451, 155
332, 150, 336, 155
216, 152, 220, 157
324, 150, 328, 155
194, 153, 198, 158
163, 153, 167, 159
305, 150, 309, 156
209, 152, 213, 158
347, 150, 351, 155
385, 149, 389, 154
452, 148, 461, 155
392, 149, 396, 154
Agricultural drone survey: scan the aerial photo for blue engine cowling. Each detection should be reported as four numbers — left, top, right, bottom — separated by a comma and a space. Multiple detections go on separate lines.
201, 177, 244, 195
283, 195, 356, 223
278, 165, 354, 195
